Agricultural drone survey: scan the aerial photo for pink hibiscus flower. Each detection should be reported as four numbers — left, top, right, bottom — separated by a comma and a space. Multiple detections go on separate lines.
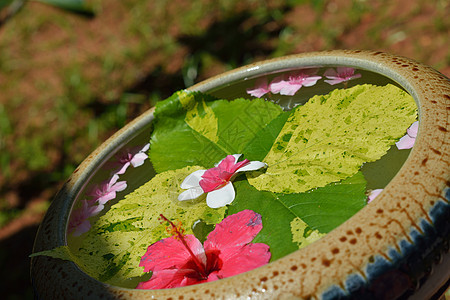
68, 200, 104, 236
87, 174, 127, 205
246, 78, 271, 98
178, 154, 267, 208
395, 121, 419, 150
136, 210, 271, 290
323, 67, 362, 86
270, 69, 322, 96
109, 143, 150, 175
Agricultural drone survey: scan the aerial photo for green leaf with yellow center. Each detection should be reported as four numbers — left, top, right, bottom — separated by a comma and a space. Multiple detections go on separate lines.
150, 90, 283, 172
72, 166, 226, 287
248, 84, 417, 193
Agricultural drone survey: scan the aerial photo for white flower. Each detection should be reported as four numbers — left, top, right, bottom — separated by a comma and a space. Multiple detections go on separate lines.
178, 154, 267, 208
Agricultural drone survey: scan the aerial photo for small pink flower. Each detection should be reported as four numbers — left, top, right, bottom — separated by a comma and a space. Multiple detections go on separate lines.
246, 78, 271, 98
68, 200, 104, 236
270, 69, 322, 96
323, 67, 362, 85
136, 210, 271, 290
178, 154, 267, 208
110, 143, 150, 175
396, 121, 419, 150
87, 174, 127, 205
367, 189, 383, 203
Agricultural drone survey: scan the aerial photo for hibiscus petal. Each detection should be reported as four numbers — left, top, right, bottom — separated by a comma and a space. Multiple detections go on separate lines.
139, 235, 206, 273
279, 83, 302, 96
114, 162, 131, 175
71, 219, 92, 237
205, 182, 235, 208
96, 193, 117, 205
246, 78, 270, 98
180, 170, 206, 189
136, 269, 196, 290
130, 152, 148, 168
269, 76, 286, 94
349, 73, 362, 80
324, 78, 344, 85
217, 154, 239, 172
407, 121, 419, 138
368, 189, 383, 203
336, 66, 354, 75
111, 180, 127, 193
323, 68, 338, 77
178, 187, 204, 201
140, 143, 150, 153
109, 174, 120, 185
395, 134, 416, 149
204, 209, 263, 251
236, 161, 267, 172
301, 76, 322, 87
215, 243, 271, 278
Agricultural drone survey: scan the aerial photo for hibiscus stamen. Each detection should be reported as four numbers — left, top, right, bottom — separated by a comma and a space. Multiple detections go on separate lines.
159, 214, 208, 279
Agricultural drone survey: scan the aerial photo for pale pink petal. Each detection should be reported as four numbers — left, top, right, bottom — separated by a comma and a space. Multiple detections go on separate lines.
68, 200, 103, 236
407, 121, 419, 138
109, 174, 120, 185
216, 243, 271, 278
268, 75, 286, 94
323, 78, 343, 85
71, 219, 92, 237
301, 75, 322, 87
279, 83, 302, 96
139, 234, 206, 273
323, 68, 338, 78
110, 180, 127, 193
96, 193, 116, 205
87, 203, 104, 216
180, 170, 206, 189
236, 161, 267, 172
336, 66, 355, 76
395, 134, 416, 150
368, 189, 383, 203
324, 67, 361, 85
130, 152, 149, 168
140, 143, 150, 153
246, 78, 270, 98
348, 73, 362, 80
205, 182, 235, 208
114, 162, 131, 175
178, 187, 204, 201
204, 210, 263, 251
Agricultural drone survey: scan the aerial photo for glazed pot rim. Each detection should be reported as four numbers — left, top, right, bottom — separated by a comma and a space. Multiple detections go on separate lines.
31, 50, 450, 299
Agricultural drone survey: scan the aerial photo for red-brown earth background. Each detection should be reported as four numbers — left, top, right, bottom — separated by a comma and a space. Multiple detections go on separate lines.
0, 0, 448, 298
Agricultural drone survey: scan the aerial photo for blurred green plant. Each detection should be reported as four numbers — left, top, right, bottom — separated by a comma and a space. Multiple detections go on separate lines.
0, 0, 94, 26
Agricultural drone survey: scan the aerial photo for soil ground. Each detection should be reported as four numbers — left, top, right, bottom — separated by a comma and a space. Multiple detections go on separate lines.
0, 0, 448, 298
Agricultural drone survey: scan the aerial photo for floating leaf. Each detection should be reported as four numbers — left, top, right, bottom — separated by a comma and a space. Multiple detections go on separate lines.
242, 110, 291, 161
248, 84, 417, 193
150, 91, 283, 173
279, 171, 367, 233
290, 217, 325, 249
73, 166, 226, 287
227, 172, 367, 260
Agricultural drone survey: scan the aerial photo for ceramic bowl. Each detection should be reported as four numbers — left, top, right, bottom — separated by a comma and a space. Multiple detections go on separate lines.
31, 50, 450, 299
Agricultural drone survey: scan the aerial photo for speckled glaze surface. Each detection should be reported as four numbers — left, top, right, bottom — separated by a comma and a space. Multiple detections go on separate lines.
31, 50, 449, 299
